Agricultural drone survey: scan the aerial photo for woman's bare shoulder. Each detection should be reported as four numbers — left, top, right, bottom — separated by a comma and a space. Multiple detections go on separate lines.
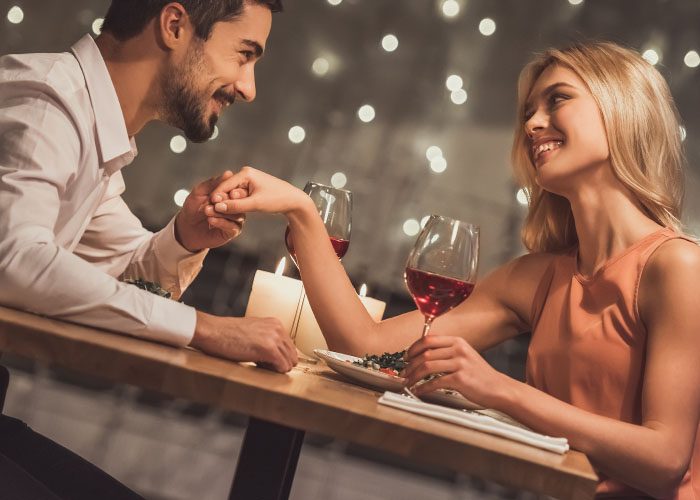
645, 237, 700, 278
640, 237, 700, 325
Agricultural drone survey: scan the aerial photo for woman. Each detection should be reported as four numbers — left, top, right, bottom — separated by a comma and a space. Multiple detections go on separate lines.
208, 42, 700, 497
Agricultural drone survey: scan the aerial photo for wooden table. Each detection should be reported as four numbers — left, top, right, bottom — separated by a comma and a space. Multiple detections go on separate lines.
0, 305, 598, 499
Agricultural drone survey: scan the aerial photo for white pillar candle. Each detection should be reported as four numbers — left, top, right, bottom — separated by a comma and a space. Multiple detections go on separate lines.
244, 268, 303, 336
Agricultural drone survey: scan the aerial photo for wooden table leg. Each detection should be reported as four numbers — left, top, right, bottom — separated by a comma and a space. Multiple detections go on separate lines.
229, 417, 305, 500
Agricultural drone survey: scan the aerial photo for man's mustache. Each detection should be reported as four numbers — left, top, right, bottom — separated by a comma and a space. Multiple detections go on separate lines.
213, 89, 236, 106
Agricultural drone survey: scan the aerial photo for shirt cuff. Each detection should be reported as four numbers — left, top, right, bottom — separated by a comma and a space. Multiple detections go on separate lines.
147, 294, 197, 346
153, 216, 208, 271
153, 215, 208, 291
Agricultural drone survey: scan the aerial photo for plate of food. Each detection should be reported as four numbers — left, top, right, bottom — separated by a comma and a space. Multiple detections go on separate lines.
314, 349, 483, 410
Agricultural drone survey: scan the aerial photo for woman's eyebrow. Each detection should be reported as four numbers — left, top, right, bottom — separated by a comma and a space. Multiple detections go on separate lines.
525, 82, 578, 111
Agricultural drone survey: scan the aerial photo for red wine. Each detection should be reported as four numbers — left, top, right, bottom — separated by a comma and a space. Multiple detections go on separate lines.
404, 267, 474, 318
285, 226, 349, 264
330, 237, 350, 259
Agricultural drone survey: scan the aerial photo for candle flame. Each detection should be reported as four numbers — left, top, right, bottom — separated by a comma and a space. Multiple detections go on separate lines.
359, 283, 368, 297
275, 257, 287, 276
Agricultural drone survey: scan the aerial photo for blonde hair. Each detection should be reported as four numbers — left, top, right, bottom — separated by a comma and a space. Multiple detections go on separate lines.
512, 41, 685, 253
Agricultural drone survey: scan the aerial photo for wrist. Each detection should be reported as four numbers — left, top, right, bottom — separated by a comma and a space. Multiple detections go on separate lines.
286, 195, 317, 226
191, 310, 216, 350
174, 211, 200, 253
490, 372, 523, 411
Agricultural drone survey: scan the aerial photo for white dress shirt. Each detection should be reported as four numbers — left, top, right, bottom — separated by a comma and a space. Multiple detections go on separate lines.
0, 34, 207, 346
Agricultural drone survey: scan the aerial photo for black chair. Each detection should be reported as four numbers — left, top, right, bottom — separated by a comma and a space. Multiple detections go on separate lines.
0, 364, 8, 414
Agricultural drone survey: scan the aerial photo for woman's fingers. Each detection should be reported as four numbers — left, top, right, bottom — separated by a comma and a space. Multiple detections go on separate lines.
402, 346, 455, 377
411, 373, 459, 397
404, 359, 459, 388
406, 335, 458, 360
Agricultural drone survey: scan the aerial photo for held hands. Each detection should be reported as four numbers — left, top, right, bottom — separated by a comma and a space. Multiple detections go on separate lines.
175, 171, 248, 252
402, 335, 511, 408
207, 166, 313, 217
191, 311, 298, 373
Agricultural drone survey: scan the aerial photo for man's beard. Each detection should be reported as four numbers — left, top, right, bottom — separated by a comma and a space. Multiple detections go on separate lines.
161, 44, 233, 143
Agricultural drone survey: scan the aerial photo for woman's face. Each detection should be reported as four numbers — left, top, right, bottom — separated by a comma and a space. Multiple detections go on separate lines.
523, 64, 610, 195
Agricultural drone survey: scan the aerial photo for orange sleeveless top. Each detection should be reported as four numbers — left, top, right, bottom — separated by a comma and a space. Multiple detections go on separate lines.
527, 228, 699, 499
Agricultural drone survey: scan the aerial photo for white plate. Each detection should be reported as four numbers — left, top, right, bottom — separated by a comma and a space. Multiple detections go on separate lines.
314, 349, 483, 410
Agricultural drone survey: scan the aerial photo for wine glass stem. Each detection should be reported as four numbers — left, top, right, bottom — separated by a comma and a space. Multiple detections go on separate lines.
421, 316, 434, 338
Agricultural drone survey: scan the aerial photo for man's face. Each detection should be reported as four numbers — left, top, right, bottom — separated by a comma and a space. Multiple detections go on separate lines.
161, 3, 272, 142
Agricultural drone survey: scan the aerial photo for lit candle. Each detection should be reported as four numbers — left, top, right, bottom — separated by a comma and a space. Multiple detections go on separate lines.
244, 258, 303, 336
245, 262, 387, 357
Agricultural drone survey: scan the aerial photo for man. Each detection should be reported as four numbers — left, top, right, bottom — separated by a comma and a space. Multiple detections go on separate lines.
0, 1, 295, 497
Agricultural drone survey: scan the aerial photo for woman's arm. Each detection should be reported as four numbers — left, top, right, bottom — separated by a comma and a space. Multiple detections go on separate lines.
210, 167, 549, 355
405, 238, 700, 497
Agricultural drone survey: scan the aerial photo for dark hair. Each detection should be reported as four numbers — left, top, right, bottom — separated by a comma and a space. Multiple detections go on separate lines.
101, 0, 283, 41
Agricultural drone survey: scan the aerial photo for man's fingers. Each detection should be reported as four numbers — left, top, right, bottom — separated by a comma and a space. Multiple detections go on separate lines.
281, 336, 298, 366
207, 217, 243, 235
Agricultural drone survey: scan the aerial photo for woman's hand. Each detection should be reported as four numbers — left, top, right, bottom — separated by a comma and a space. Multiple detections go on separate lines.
402, 335, 512, 409
207, 166, 314, 217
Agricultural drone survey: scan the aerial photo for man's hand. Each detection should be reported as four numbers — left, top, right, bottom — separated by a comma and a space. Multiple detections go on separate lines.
175, 171, 248, 252
207, 166, 314, 217
191, 311, 298, 373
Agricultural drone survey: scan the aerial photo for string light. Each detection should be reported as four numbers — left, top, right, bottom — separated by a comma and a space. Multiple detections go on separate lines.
358, 104, 375, 123
642, 49, 660, 65
7, 5, 24, 24
169, 135, 187, 154
327, 0, 342, 5
568, 0, 583, 5
516, 188, 529, 206
426, 146, 443, 161
479, 18, 496, 36
288, 126, 306, 144
680, 126, 687, 142
209, 126, 219, 141
331, 172, 347, 188
92, 17, 103, 35
684, 50, 700, 68
450, 88, 468, 105
311, 57, 330, 76
403, 219, 420, 236
445, 74, 463, 91
381, 34, 399, 52
441, 0, 460, 18
173, 189, 189, 207
430, 157, 447, 173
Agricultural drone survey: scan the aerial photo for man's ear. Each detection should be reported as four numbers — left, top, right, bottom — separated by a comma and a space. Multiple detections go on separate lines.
159, 2, 190, 49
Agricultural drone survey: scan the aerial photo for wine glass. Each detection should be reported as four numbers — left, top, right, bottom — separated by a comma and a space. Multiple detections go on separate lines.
283, 182, 352, 342
284, 181, 352, 268
404, 215, 479, 338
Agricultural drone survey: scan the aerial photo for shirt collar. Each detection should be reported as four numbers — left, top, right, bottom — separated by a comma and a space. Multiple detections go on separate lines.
71, 34, 136, 175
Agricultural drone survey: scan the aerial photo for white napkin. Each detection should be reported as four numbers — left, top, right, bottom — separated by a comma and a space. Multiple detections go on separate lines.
378, 391, 569, 454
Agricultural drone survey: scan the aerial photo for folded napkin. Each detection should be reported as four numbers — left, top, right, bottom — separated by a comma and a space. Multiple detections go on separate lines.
378, 391, 569, 454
